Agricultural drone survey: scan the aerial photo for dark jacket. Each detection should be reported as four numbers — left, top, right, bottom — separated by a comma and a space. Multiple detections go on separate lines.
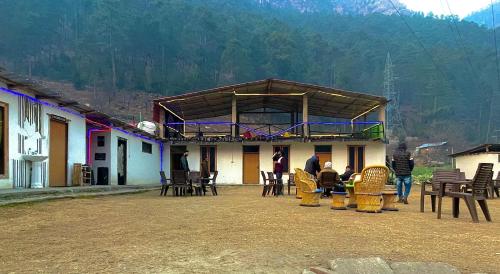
201, 159, 210, 178
180, 155, 190, 172
340, 170, 354, 181
274, 156, 284, 174
392, 150, 414, 176
304, 156, 321, 177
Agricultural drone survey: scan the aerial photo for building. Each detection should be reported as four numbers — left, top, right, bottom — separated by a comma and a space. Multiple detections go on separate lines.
450, 144, 500, 178
0, 68, 166, 189
153, 79, 388, 184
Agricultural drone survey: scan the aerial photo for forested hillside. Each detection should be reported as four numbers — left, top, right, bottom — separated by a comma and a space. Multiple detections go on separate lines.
465, 2, 500, 28
0, 0, 498, 146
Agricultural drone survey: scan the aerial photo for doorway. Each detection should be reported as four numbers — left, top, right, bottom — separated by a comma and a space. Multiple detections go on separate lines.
170, 146, 187, 176
243, 146, 259, 184
315, 145, 332, 170
117, 138, 127, 185
49, 118, 68, 187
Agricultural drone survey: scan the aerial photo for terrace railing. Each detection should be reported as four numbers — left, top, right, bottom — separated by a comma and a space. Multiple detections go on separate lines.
163, 121, 384, 141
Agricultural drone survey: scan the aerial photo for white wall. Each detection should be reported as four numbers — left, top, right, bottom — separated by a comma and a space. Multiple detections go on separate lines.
108, 129, 164, 185
171, 140, 386, 185
455, 153, 499, 179
0, 82, 86, 188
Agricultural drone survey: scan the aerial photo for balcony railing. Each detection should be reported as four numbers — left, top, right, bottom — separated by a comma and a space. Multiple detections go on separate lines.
163, 121, 384, 142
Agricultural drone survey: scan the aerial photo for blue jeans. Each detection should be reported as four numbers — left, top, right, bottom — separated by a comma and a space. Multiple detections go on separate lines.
396, 175, 412, 198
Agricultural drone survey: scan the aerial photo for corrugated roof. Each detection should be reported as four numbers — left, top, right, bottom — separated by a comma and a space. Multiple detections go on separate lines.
154, 79, 387, 120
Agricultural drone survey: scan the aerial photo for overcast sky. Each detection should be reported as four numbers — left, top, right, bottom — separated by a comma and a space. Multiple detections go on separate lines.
400, 0, 494, 18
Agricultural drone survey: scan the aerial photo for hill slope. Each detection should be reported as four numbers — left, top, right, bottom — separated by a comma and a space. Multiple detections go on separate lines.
0, 0, 498, 146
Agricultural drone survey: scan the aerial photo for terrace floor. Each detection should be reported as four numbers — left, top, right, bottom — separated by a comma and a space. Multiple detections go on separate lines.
0, 186, 499, 273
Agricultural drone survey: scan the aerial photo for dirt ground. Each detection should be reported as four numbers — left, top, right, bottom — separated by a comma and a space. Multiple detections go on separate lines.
0, 186, 499, 274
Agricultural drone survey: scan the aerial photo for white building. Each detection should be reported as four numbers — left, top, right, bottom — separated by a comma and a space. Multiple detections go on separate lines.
451, 144, 500, 179
0, 69, 167, 189
153, 79, 388, 184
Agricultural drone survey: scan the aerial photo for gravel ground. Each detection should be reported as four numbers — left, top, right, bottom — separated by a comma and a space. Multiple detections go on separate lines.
0, 186, 499, 273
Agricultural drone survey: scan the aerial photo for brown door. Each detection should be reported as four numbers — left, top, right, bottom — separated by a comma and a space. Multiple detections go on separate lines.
316, 152, 331, 170
243, 146, 259, 184
49, 119, 68, 187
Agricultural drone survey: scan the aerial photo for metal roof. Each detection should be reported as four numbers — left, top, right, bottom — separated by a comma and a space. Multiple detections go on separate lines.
450, 144, 500, 157
0, 67, 163, 142
154, 79, 387, 120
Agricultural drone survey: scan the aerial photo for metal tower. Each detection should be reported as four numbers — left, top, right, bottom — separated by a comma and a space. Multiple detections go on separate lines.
383, 52, 405, 138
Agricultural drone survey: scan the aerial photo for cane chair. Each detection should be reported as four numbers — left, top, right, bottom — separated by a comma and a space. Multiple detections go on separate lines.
295, 168, 322, 207
354, 166, 389, 213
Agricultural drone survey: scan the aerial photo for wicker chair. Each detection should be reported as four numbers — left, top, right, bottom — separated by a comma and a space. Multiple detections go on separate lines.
354, 166, 389, 213
294, 168, 307, 199
295, 168, 322, 207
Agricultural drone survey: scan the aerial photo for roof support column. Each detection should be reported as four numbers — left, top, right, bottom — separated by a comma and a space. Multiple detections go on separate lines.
303, 94, 309, 137
232, 95, 237, 137
378, 104, 386, 140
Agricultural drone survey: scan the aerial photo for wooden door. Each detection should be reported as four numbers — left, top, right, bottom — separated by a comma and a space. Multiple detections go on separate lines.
49, 119, 68, 187
316, 152, 331, 170
243, 146, 259, 184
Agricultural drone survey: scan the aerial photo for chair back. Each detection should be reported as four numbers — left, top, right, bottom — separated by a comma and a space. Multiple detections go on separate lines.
294, 168, 306, 191
189, 171, 200, 184
319, 171, 339, 188
160, 171, 168, 184
471, 163, 494, 197
354, 166, 389, 193
267, 172, 276, 183
172, 170, 188, 185
211, 170, 218, 184
288, 173, 295, 185
260, 171, 268, 185
301, 176, 318, 192
431, 169, 460, 191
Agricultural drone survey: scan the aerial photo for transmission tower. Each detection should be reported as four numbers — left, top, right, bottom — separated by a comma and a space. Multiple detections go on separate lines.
384, 52, 405, 139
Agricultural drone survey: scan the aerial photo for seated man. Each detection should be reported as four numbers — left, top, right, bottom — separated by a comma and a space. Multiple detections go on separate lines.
317, 162, 343, 196
340, 165, 354, 182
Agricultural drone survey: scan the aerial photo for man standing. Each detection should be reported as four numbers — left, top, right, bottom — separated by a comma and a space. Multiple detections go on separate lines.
273, 151, 284, 195
200, 154, 210, 194
180, 150, 190, 173
392, 142, 414, 204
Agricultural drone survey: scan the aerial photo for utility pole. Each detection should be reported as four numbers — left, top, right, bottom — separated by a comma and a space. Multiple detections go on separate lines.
384, 52, 405, 140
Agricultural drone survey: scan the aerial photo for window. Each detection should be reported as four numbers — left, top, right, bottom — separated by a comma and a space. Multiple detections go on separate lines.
201, 146, 217, 172
315, 145, 332, 170
142, 142, 152, 154
348, 146, 365, 173
273, 145, 290, 173
243, 146, 259, 153
97, 136, 105, 147
0, 103, 7, 177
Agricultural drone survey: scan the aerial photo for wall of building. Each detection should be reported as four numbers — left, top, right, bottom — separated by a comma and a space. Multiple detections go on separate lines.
108, 129, 164, 185
171, 140, 386, 184
455, 153, 499, 179
0, 82, 86, 188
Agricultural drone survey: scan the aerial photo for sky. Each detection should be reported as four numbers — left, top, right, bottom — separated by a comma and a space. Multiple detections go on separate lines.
400, 0, 494, 18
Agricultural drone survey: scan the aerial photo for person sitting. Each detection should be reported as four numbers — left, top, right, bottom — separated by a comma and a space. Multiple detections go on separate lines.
304, 155, 321, 178
317, 161, 342, 197
340, 165, 354, 182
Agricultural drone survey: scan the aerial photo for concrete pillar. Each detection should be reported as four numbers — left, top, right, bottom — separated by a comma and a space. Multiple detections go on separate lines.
303, 95, 309, 137
231, 95, 237, 137
378, 104, 386, 139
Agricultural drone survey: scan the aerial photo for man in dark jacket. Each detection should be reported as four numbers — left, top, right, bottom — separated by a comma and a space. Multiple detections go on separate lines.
180, 151, 190, 172
304, 155, 321, 178
392, 142, 414, 204
200, 154, 210, 194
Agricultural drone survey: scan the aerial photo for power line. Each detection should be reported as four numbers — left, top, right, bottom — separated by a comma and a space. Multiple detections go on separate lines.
386, 0, 451, 85
443, 0, 480, 80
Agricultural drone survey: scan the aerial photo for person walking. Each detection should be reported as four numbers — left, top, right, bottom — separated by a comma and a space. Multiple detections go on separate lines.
273, 151, 285, 195
392, 142, 414, 204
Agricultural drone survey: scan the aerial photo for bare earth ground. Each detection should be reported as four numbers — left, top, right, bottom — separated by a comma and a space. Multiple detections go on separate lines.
0, 186, 499, 274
